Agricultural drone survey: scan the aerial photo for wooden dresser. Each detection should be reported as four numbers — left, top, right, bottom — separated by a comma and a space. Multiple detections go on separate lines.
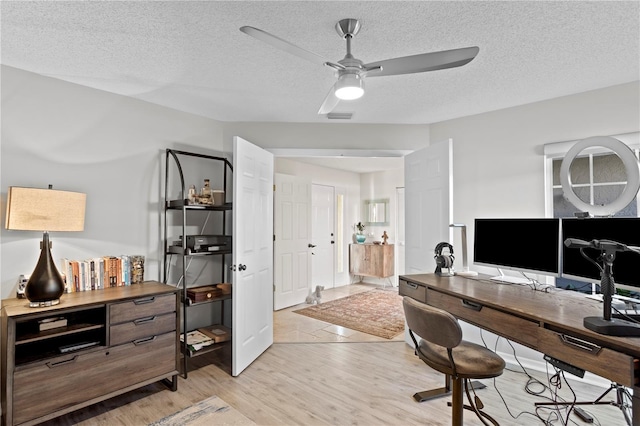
1, 282, 179, 426
349, 243, 394, 280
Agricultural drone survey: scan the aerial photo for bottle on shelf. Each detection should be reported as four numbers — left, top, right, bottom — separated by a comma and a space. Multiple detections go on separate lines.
200, 179, 213, 205
188, 185, 197, 204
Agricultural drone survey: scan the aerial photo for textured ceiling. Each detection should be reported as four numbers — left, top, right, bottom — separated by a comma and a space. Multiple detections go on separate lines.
2, 1, 639, 127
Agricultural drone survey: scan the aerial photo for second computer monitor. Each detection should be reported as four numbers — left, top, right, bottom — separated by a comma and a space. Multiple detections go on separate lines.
473, 218, 561, 276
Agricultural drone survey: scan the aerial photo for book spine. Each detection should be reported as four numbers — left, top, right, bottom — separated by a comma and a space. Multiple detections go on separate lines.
84, 261, 90, 291
117, 257, 123, 286
122, 255, 130, 286
62, 258, 72, 293
79, 261, 85, 292
97, 258, 105, 290
89, 259, 96, 290
110, 257, 117, 287
72, 261, 80, 292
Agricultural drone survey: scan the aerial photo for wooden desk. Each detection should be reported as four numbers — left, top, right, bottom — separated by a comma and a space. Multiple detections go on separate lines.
399, 273, 640, 425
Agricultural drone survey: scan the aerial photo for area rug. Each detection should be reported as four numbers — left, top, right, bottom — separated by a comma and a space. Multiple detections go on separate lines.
149, 395, 255, 426
293, 289, 405, 339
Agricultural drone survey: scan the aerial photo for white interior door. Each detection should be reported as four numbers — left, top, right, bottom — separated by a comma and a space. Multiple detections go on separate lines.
232, 136, 274, 376
311, 184, 335, 289
274, 173, 312, 310
405, 140, 453, 274
404, 140, 452, 345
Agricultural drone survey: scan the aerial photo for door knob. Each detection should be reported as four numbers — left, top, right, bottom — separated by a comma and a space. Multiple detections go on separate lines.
230, 265, 236, 271
239, 264, 247, 271
308, 244, 316, 248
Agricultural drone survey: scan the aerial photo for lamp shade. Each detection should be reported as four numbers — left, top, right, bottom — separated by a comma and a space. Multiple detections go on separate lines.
5, 187, 86, 232
334, 73, 364, 100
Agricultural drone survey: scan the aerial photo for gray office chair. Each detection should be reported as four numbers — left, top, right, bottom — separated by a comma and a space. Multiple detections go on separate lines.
403, 296, 505, 426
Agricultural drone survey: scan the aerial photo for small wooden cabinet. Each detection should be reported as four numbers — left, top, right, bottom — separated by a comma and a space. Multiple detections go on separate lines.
349, 243, 394, 280
1, 282, 179, 426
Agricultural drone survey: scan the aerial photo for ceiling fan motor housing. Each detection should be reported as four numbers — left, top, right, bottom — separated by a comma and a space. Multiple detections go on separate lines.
335, 18, 361, 38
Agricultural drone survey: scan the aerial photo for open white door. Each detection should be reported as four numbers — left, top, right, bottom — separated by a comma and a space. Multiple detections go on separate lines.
404, 139, 453, 273
404, 140, 452, 345
274, 173, 312, 310
232, 136, 274, 376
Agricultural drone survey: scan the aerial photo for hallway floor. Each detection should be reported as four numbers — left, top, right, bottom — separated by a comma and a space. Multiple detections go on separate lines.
274, 282, 404, 343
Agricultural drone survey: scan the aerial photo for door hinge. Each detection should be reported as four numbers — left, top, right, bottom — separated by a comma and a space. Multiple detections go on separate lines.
273, 234, 276, 241
273, 184, 276, 191
273, 284, 276, 292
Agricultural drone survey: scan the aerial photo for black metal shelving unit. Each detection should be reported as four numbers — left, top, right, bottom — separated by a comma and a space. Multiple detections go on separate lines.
162, 149, 233, 378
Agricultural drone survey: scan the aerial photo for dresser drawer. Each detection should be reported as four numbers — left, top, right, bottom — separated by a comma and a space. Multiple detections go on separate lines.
538, 328, 636, 387
13, 332, 176, 425
428, 290, 539, 348
110, 293, 176, 324
110, 312, 177, 346
399, 279, 426, 303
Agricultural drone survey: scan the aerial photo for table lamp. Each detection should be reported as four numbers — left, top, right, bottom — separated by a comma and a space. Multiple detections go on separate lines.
5, 186, 86, 307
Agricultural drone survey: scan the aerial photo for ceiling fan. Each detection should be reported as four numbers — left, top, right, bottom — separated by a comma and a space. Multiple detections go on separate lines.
240, 18, 479, 115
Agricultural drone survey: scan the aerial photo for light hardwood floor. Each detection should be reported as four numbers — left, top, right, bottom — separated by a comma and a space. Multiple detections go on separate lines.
41, 283, 628, 426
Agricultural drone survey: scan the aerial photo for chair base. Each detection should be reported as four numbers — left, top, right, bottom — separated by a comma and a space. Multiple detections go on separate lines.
413, 379, 486, 403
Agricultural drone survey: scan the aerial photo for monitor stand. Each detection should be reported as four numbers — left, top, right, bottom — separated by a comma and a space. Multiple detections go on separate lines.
490, 269, 531, 285
584, 246, 640, 337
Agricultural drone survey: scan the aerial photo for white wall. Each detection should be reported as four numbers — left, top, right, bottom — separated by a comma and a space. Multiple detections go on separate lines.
360, 169, 404, 240
223, 122, 430, 152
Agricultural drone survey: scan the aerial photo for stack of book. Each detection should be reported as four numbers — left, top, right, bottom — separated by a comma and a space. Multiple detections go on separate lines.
61, 255, 139, 293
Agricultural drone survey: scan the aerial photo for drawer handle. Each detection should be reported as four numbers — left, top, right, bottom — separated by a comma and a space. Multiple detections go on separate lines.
461, 299, 482, 311
133, 336, 157, 346
133, 297, 156, 305
134, 316, 156, 325
404, 282, 418, 290
47, 356, 78, 368
559, 334, 602, 354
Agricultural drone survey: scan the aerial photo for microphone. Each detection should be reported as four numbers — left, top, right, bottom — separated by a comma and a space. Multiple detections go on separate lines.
564, 238, 592, 249
564, 238, 633, 253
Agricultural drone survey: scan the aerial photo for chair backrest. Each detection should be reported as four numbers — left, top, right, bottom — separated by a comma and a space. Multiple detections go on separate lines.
403, 296, 462, 349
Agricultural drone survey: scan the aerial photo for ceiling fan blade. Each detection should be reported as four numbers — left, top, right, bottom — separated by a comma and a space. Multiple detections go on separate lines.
364, 46, 479, 77
240, 26, 329, 66
318, 85, 340, 115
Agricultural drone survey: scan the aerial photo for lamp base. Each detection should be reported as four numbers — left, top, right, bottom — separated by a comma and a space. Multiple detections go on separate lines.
24, 232, 65, 308
29, 298, 60, 308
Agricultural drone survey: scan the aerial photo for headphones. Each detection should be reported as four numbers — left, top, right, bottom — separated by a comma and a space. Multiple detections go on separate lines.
434, 242, 455, 274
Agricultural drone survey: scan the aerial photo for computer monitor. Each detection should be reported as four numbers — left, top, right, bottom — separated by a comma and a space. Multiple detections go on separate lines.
473, 218, 561, 277
561, 217, 640, 292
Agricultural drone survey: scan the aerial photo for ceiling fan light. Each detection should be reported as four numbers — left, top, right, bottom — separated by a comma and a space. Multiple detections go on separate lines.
335, 73, 364, 100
